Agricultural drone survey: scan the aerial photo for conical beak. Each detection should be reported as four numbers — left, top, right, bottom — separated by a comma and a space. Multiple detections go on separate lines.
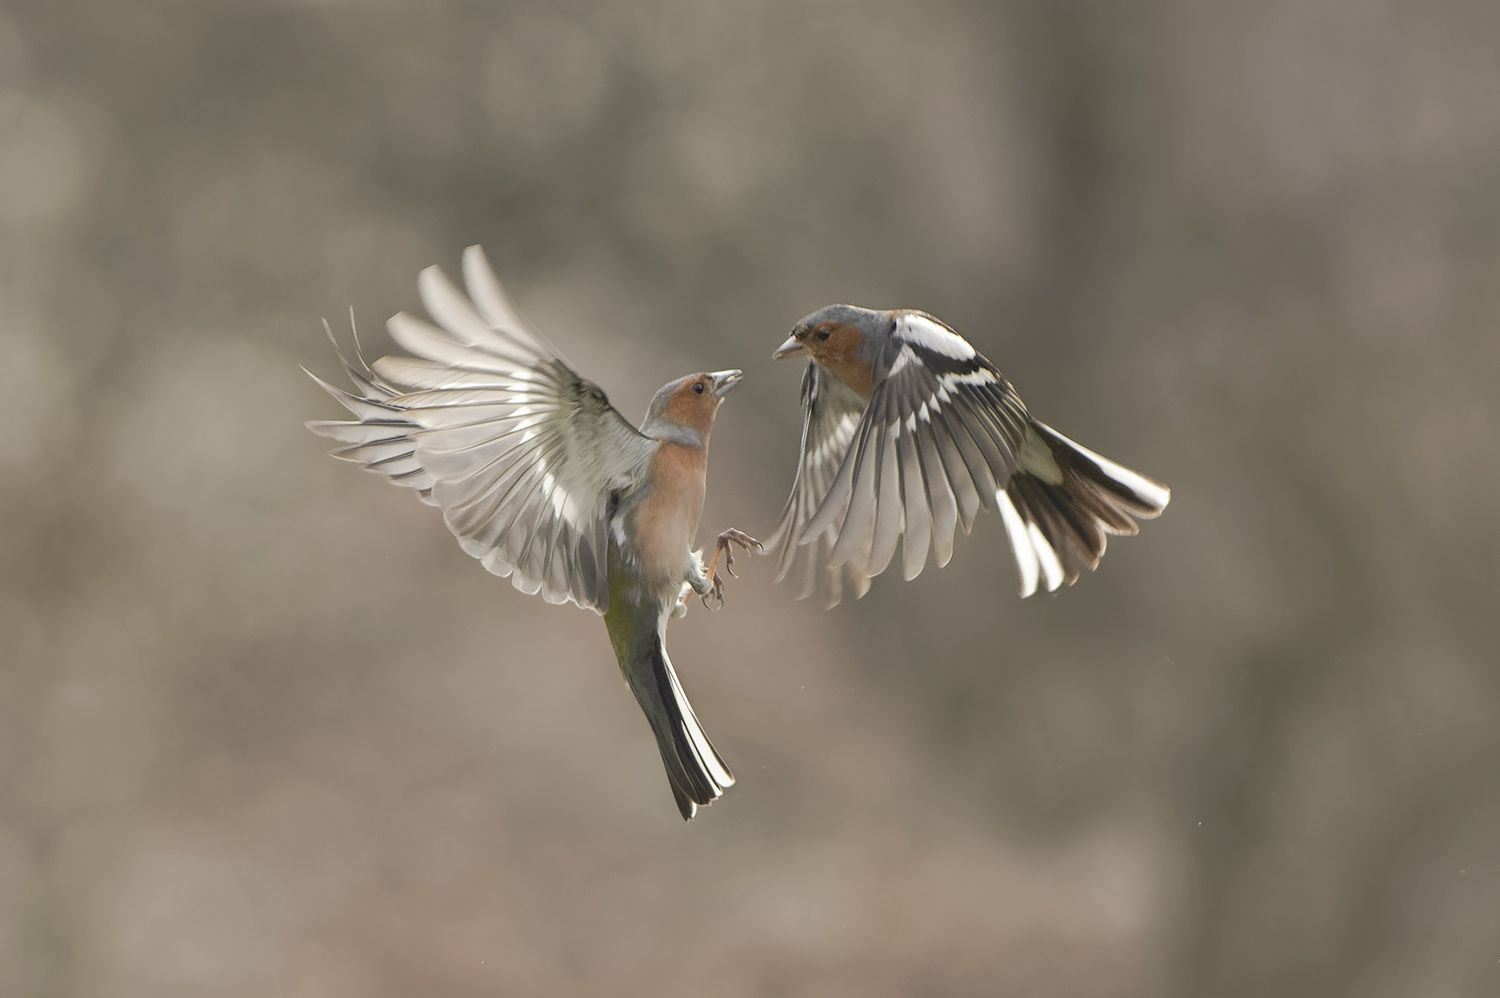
709, 369, 744, 397
773, 333, 805, 360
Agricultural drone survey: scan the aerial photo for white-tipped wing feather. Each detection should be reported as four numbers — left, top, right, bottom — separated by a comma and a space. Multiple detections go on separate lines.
306, 247, 656, 612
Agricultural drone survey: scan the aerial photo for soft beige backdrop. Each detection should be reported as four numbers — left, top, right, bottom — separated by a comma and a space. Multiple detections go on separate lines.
3, 2, 1497, 996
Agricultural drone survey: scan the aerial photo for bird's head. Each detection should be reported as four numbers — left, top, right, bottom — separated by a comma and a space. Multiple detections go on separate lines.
643, 369, 743, 444
774, 305, 891, 397
774, 303, 896, 362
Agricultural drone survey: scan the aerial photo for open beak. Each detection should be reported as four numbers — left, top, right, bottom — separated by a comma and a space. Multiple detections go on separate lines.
709, 369, 744, 397
772, 331, 806, 360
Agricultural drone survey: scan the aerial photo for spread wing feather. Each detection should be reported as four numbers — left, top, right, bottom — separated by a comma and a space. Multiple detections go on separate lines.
763, 364, 870, 607
780, 312, 1034, 603
306, 246, 655, 612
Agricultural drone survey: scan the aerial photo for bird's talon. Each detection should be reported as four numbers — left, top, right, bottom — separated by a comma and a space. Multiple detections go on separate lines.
716, 528, 762, 553
700, 528, 758, 609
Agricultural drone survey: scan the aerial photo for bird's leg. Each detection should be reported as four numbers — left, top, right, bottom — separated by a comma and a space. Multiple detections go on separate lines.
685, 551, 715, 610
700, 528, 763, 608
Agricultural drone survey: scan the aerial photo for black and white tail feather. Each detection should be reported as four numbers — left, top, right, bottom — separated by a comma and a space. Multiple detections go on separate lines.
621, 612, 735, 821
997, 419, 1170, 597
771, 309, 1169, 604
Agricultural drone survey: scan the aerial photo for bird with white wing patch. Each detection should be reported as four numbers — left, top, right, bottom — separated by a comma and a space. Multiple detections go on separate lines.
768, 305, 1169, 606
306, 247, 759, 820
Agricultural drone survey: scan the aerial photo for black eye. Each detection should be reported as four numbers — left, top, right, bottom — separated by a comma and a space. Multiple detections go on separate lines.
692, 382, 705, 394
816, 329, 831, 341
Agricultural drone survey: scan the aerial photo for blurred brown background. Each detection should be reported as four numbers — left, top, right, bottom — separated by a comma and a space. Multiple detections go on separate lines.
3, 2, 1498, 996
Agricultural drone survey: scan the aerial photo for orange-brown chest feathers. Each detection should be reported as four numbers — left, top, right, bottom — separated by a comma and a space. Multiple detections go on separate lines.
629, 442, 709, 589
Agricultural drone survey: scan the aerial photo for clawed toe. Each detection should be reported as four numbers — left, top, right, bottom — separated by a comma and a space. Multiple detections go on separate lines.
701, 573, 726, 610
700, 528, 761, 608
715, 528, 763, 578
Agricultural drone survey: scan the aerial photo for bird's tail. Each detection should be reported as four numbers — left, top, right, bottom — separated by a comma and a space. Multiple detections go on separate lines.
621, 623, 735, 821
996, 419, 1170, 597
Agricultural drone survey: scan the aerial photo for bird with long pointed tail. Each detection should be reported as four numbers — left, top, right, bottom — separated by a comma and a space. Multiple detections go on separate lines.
768, 306, 1169, 606
306, 247, 759, 819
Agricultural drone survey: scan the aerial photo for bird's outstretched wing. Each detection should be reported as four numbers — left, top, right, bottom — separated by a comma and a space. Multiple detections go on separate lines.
764, 362, 872, 607
306, 246, 656, 612
796, 310, 1168, 599
792, 311, 1033, 599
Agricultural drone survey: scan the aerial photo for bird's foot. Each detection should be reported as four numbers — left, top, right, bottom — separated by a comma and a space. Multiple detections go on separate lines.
701, 528, 763, 609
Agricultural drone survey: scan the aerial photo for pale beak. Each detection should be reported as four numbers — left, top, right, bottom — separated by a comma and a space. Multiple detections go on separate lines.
773, 333, 805, 360
709, 369, 744, 397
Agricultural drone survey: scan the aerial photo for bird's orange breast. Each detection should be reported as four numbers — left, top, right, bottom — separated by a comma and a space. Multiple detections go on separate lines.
629, 443, 708, 591
822, 354, 876, 399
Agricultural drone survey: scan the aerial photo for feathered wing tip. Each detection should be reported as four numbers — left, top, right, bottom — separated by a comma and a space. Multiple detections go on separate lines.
625, 628, 735, 821
998, 419, 1170, 598
767, 505, 873, 610
303, 312, 441, 505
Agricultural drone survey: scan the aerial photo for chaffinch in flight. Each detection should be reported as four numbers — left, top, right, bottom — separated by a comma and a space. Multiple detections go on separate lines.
768, 306, 1170, 606
305, 246, 759, 820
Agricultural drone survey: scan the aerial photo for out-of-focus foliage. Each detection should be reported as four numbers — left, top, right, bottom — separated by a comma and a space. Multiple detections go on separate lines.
2, 2, 1497, 996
